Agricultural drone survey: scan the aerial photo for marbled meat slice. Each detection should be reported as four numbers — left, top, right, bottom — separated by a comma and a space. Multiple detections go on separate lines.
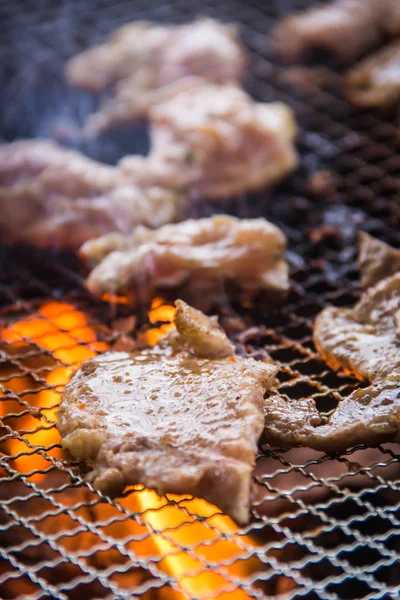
58, 300, 277, 524
66, 18, 247, 133
345, 40, 400, 107
271, 0, 400, 62
79, 215, 289, 300
119, 80, 297, 200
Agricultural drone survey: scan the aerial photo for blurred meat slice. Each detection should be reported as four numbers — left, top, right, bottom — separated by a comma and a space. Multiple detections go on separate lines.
58, 300, 278, 524
80, 215, 289, 300
0, 140, 181, 249
359, 232, 400, 290
345, 40, 400, 106
271, 0, 400, 63
66, 18, 247, 132
120, 80, 297, 199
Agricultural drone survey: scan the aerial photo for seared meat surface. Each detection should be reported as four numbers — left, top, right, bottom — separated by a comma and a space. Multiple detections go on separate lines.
80, 215, 289, 300
263, 237, 400, 452
264, 377, 400, 453
358, 232, 400, 290
308, 272, 400, 450
58, 301, 277, 524
345, 40, 400, 107
0, 140, 180, 249
314, 272, 400, 381
66, 18, 247, 134
271, 0, 400, 62
120, 80, 297, 199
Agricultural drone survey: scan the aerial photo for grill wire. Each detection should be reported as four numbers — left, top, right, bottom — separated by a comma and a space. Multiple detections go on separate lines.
1, 0, 400, 598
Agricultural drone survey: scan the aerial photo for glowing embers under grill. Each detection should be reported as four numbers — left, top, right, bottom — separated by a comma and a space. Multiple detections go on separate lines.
0, 300, 262, 599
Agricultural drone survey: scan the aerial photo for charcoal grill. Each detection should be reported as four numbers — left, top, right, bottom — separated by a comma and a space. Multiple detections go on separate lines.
1, 0, 400, 598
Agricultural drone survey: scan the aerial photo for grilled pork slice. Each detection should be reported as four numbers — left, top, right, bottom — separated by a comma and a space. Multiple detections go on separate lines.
80, 215, 289, 300
264, 377, 400, 452
263, 269, 400, 452
271, 0, 400, 63
296, 375, 400, 452
66, 18, 247, 133
120, 80, 297, 199
345, 40, 400, 107
58, 301, 277, 524
0, 140, 181, 249
314, 273, 400, 382
358, 232, 400, 290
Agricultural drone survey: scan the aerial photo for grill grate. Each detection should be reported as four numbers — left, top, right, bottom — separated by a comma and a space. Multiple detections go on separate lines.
1, 0, 400, 598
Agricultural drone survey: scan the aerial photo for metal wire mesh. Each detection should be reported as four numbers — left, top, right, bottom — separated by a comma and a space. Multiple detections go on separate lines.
1, 0, 400, 598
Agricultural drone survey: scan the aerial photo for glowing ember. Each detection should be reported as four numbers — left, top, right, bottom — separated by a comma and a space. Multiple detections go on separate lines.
0, 299, 260, 598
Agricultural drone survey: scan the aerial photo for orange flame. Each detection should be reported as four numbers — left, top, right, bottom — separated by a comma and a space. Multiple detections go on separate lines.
0, 299, 260, 598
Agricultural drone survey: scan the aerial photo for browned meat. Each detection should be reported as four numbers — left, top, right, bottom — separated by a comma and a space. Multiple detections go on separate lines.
262, 265, 400, 452
0, 140, 181, 249
58, 301, 277, 524
264, 378, 400, 452
345, 40, 400, 107
303, 272, 400, 451
120, 80, 298, 199
66, 18, 247, 133
263, 395, 322, 447
296, 375, 400, 452
314, 272, 400, 381
359, 232, 400, 290
79, 215, 289, 300
271, 0, 400, 63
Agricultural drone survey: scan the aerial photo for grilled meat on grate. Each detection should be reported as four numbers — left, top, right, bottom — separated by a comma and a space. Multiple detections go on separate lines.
58, 300, 277, 524
119, 79, 298, 199
2, 1, 400, 598
66, 18, 247, 135
80, 215, 289, 301
263, 235, 400, 452
0, 139, 180, 249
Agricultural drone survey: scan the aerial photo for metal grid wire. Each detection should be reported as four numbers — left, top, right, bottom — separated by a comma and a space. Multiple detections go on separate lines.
1, 0, 400, 598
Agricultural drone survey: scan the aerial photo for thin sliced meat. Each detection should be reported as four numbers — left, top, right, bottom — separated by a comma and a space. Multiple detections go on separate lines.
58, 301, 277, 524
263, 257, 400, 452
120, 80, 297, 199
314, 273, 400, 381
79, 215, 289, 300
0, 140, 181, 249
66, 18, 247, 132
264, 378, 400, 452
296, 375, 400, 452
